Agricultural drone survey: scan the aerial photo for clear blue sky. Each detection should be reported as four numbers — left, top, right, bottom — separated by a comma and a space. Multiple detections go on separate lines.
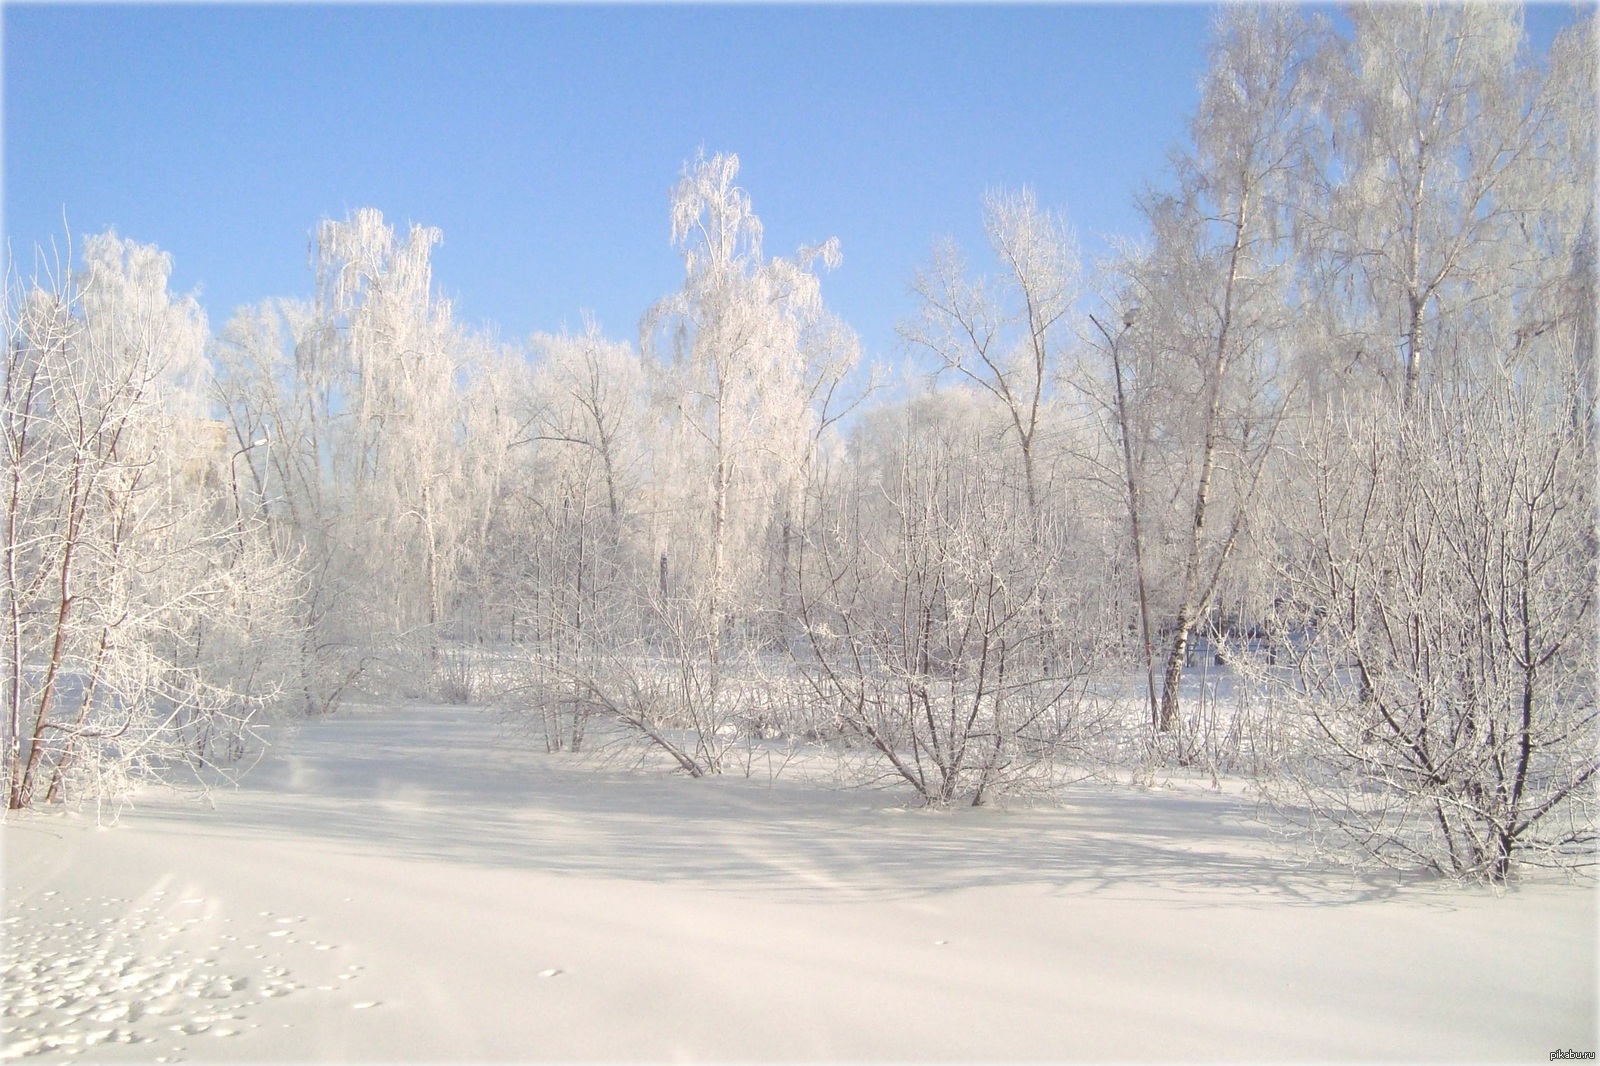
2, 3, 1584, 363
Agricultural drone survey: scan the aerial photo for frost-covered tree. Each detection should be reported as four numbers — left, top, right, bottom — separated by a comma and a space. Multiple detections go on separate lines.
1303, 3, 1572, 408
3, 234, 300, 808
312, 210, 467, 644
493, 327, 648, 741
531, 151, 859, 774
644, 151, 851, 650
215, 209, 481, 704
213, 299, 366, 714
1110, 5, 1318, 734
902, 189, 1079, 525
1233, 6, 1599, 881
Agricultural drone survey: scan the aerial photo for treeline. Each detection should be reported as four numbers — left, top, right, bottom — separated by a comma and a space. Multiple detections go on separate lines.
4, 5, 1594, 882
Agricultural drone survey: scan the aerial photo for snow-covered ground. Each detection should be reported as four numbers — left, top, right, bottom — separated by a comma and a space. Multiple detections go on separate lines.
4, 702, 1594, 1061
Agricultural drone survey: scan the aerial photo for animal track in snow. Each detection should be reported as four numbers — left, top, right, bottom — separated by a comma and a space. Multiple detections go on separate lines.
2, 892, 359, 1059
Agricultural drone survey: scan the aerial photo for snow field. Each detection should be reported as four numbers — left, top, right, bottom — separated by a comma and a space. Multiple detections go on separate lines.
3, 702, 1595, 1061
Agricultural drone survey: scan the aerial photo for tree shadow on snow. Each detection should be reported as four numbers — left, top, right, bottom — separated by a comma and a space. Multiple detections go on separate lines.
131, 705, 1411, 907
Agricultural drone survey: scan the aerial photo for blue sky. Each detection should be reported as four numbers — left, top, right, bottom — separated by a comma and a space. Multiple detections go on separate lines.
2, 4, 1585, 364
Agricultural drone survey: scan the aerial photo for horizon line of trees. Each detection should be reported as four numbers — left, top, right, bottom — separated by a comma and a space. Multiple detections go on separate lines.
4, 3, 1594, 883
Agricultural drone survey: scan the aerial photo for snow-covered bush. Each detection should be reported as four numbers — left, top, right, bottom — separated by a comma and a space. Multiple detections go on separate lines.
795, 392, 1118, 806
1242, 359, 1596, 882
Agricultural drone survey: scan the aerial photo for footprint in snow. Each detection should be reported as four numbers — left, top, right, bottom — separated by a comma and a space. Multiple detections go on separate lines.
3, 891, 361, 1059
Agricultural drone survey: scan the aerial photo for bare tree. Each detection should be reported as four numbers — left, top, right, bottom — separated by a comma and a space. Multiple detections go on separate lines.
1087, 307, 1162, 730
902, 189, 1079, 525
493, 153, 861, 774
213, 300, 367, 714
485, 327, 647, 744
313, 209, 468, 652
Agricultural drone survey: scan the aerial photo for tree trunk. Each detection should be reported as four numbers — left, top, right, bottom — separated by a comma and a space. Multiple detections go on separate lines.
1158, 617, 1190, 734
1160, 183, 1251, 731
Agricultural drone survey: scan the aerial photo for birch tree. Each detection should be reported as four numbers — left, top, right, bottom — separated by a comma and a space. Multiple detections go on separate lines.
1305, 3, 1558, 407
554, 151, 858, 774
902, 189, 1080, 525
644, 151, 845, 652
312, 209, 466, 648
216, 210, 474, 703
1118, 5, 1318, 733
213, 299, 368, 714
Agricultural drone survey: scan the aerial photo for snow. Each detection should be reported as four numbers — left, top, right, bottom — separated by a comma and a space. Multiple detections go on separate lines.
4, 702, 1595, 1061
